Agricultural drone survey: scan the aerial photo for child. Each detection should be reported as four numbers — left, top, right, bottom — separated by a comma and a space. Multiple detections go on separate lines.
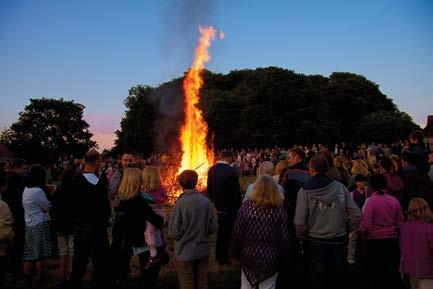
348, 174, 368, 264
141, 166, 168, 268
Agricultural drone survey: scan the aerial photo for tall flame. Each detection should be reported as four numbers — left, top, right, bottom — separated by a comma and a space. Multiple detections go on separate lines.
177, 26, 217, 189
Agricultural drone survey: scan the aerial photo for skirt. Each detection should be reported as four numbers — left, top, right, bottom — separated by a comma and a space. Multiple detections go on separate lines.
23, 221, 55, 261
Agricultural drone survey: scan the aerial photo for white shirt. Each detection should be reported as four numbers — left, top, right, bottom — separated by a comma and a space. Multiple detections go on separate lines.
83, 173, 99, 185
22, 187, 51, 227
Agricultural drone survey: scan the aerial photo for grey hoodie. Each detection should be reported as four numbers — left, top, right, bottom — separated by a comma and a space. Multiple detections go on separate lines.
294, 179, 361, 240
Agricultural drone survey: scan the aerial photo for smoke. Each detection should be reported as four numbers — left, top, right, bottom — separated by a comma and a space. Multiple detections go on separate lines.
150, 0, 218, 153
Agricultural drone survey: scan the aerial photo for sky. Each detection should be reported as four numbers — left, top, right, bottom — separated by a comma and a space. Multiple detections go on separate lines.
1, 0, 432, 150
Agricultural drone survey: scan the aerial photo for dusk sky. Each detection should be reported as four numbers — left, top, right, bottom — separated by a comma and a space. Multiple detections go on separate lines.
1, 0, 432, 150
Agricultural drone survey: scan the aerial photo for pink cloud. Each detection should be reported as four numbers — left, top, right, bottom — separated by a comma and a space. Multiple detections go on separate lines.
84, 112, 122, 150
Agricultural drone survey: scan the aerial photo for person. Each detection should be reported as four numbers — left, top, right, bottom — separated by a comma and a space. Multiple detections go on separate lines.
408, 130, 430, 174
207, 150, 241, 266
273, 160, 288, 184
294, 154, 361, 289
50, 169, 75, 285
334, 156, 349, 187
69, 149, 112, 289
243, 161, 284, 202
280, 148, 310, 209
111, 167, 165, 288
22, 165, 55, 287
141, 166, 168, 269
2, 158, 27, 279
400, 198, 433, 289
358, 174, 404, 289
350, 174, 368, 210
379, 158, 404, 201
0, 171, 14, 287
231, 175, 290, 289
169, 170, 218, 289
401, 153, 433, 210
428, 151, 433, 181
109, 152, 137, 208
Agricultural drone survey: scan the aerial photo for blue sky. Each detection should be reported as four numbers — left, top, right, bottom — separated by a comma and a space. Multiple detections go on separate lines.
1, 0, 432, 149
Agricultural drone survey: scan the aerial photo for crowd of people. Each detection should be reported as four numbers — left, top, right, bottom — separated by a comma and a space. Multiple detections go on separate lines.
0, 129, 432, 289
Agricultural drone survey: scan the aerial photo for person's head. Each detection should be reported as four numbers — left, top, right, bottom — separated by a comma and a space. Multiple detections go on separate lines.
308, 155, 329, 176
83, 149, 102, 172
429, 152, 433, 164
118, 168, 142, 201
369, 174, 387, 194
178, 170, 198, 190
250, 174, 284, 207
351, 159, 369, 176
120, 152, 136, 170
142, 166, 161, 192
333, 156, 343, 168
287, 148, 305, 167
354, 174, 367, 191
60, 168, 75, 186
407, 198, 432, 223
12, 158, 27, 177
257, 161, 275, 176
409, 130, 424, 144
275, 160, 288, 176
220, 150, 233, 163
378, 158, 392, 173
26, 165, 46, 189
401, 153, 416, 169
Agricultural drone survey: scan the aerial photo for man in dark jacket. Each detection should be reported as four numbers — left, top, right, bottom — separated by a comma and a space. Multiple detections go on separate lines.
69, 150, 112, 289
207, 150, 241, 266
2, 158, 27, 279
294, 155, 361, 289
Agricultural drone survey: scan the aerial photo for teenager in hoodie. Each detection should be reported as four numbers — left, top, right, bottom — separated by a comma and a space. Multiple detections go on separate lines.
294, 154, 361, 289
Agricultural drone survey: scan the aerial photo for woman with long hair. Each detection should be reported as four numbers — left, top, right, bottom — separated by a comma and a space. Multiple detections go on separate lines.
400, 198, 433, 289
111, 168, 165, 288
231, 174, 290, 289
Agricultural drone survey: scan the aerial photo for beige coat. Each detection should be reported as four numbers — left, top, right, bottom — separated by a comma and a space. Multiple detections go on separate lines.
0, 199, 14, 256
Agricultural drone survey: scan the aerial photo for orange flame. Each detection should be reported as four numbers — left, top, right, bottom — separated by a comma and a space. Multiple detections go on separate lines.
165, 26, 222, 203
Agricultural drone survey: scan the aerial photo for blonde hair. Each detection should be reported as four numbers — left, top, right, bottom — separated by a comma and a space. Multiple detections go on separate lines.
118, 168, 142, 201
275, 160, 288, 176
351, 159, 369, 176
407, 198, 432, 223
250, 175, 284, 207
142, 166, 162, 192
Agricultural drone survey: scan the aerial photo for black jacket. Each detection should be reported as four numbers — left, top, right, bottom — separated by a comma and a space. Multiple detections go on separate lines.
50, 183, 74, 234
207, 163, 241, 213
112, 195, 164, 248
2, 172, 25, 231
72, 173, 111, 229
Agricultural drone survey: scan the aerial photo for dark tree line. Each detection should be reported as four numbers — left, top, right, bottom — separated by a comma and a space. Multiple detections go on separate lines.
113, 67, 419, 156
1, 98, 95, 163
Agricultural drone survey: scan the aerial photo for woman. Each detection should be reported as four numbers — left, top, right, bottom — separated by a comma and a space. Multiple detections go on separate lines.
359, 174, 404, 289
400, 198, 433, 289
169, 170, 218, 289
50, 169, 75, 284
111, 168, 165, 288
273, 160, 287, 184
231, 174, 290, 289
22, 165, 55, 287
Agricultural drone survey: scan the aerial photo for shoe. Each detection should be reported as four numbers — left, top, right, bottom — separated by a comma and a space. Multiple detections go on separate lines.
145, 255, 163, 270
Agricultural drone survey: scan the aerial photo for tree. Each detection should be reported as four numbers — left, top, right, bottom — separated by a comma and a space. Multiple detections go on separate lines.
358, 111, 420, 143
0, 98, 95, 163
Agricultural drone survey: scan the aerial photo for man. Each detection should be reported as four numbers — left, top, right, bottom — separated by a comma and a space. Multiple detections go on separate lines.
280, 148, 311, 209
243, 161, 284, 202
109, 152, 136, 208
2, 158, 27, 279
294, 155, 361, 289
207, 150, 241, 266
401, 153, 433, 210
69, 149, 112, 289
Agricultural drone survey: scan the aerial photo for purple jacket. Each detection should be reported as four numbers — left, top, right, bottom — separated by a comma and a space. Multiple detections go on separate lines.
359, 191, 404, 240
400, 221, 433, 279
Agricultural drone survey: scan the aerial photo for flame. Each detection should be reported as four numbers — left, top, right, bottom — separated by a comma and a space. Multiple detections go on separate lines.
165, 26, 222, 203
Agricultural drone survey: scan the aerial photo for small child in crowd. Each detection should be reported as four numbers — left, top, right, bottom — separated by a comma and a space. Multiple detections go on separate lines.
141, 166, 168, 268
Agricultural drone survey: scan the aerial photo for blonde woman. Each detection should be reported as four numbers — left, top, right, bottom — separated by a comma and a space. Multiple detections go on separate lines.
111, 168, 165, 287
400, 198, 433, 289
273, 160, 288, 184
141, 166, 168, 269
231, 175, 290, 289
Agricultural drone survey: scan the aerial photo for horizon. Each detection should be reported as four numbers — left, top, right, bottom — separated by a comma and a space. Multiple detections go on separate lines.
1, 0, 432, 150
